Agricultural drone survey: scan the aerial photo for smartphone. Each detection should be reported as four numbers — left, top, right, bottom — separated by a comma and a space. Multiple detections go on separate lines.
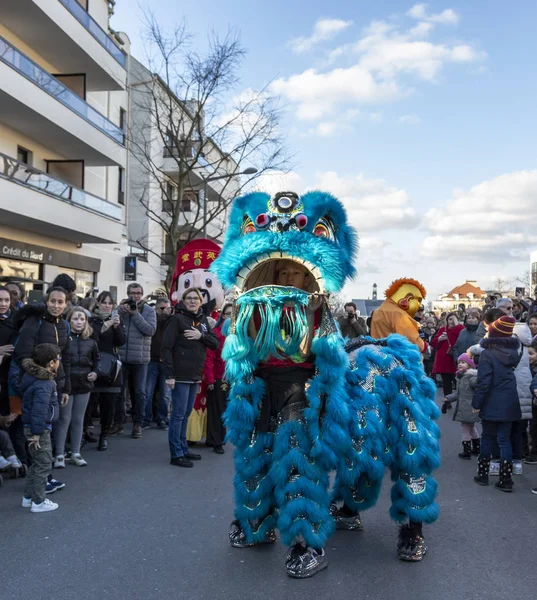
515, 287, 525, 296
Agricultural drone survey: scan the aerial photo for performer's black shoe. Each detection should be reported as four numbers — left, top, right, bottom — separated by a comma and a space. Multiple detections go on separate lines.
330, 503, 364, 531
285, 543, 328, 579
397, 522, 428, 562
229, 520, 276, 548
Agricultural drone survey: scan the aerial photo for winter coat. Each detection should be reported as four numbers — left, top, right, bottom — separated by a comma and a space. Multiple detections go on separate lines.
161, 304, 220, 383
150, 313, 172, 362
20, 359, 59, 435
530, 365, 537, 406
453, 325, 479, 361
89, 313, 126, 392
203, 326, 226, 386
12, 303, 71, 394
431, 324, 465, 374
68, 333, 100, 394
445, 369, 479, 423
471, 337, 522, 422
0, 311, 16, 383
512, 322, 533, 419
337, 315, 368, 339
117, 303, 156, 365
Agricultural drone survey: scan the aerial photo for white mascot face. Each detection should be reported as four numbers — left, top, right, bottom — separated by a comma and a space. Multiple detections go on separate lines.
171, 269, 225, 311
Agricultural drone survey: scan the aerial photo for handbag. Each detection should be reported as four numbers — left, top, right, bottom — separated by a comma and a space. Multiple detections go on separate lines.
96, 351, 122, 386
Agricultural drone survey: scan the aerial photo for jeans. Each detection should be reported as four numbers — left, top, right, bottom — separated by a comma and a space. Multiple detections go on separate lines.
121, 363, 148, 426
481, 420, 513, 461
24, 429, 52, 504
168, 383, 198, 459
144, 361, 171, 426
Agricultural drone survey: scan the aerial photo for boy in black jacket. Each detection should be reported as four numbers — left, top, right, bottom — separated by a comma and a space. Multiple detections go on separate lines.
20, 343, 61, 513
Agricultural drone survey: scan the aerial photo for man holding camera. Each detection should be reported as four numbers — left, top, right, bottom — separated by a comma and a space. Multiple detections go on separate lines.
117, 283, 156, 439
337, 302, 368, 339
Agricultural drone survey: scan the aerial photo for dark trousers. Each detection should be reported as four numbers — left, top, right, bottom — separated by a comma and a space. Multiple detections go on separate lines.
521, 406, 537, 457
0, 429, 15, 457
8, 416, 28, 465
24, 430, 52, 504
98, 392, 118, 434
206, 379, 227, 447
83, 393, 99, 432
440, 373, 455, 396
116, 363, 148, 426
481, 420, 514, 461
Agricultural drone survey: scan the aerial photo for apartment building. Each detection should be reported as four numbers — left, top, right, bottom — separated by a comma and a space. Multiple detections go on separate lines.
0, 0, 129, 300
127, 56, 240, 291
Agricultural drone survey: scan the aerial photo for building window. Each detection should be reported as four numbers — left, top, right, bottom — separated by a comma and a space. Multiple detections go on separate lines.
17, 146, 32, 166
182, 190, 197, 212
118, 167, 125, 205
162, 182, 174, 212
119, 108, 127, 143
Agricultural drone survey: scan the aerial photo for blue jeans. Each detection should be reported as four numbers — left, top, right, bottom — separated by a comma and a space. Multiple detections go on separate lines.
168, 383, 198, 459
481, 420, 513, 461
122, 363, 148, 426
144, 361, 171, 426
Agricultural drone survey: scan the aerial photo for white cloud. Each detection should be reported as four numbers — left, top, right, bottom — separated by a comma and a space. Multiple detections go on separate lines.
288, 18, 353, 54
407, 4, 459, 25
273, 15, 485, 123
421, 170, 537, 260
398, 114, 422, 124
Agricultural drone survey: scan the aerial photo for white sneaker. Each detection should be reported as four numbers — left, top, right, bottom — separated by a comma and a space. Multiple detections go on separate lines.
70, 453, 87, 467
7, 454, 22, 469
0, 456, 10, 470
513, 460, 523, 476
30, 498, 59, 513
489, 460, 499, 476
54, 455, 65, 469
21, 496, 32, 508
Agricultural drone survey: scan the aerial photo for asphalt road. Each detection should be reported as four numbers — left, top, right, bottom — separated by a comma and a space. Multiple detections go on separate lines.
2, 392, 536, 600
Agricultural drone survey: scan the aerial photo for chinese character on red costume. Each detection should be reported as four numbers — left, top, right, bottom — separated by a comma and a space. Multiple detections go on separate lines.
170, 239, 225, 315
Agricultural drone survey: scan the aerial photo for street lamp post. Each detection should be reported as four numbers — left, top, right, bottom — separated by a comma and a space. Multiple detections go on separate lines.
202, 167, 258, 236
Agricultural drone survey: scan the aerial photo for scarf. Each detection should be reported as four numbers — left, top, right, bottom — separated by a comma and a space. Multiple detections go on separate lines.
94, 309, 112, 321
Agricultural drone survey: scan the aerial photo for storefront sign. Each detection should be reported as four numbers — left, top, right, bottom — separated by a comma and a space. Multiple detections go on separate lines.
124, 256, 137, 281
0, 237, 100, 272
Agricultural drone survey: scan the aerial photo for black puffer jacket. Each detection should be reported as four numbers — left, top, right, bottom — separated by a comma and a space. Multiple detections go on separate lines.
21, 359, 59, 435
68, 333, 100, 394
89, 314, 126, 391
161, 304, 219, 382
13, 303, 71, 394
0, 311, 16, 383
472, 337, 522, 422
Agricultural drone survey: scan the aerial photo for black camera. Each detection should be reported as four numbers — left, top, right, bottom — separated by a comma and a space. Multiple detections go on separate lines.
125, 298, 137, 311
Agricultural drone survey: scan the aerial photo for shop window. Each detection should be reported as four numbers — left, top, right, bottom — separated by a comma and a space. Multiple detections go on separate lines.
17, 146, 32, 166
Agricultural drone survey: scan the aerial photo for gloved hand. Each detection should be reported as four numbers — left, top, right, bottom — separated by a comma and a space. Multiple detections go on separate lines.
441, 401, 452, 414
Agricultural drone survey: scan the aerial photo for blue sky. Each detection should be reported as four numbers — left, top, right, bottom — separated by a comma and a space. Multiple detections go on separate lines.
113, 1, 537, 302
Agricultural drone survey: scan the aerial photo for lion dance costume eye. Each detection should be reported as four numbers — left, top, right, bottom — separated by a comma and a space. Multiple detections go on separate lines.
210, 190, 440, 578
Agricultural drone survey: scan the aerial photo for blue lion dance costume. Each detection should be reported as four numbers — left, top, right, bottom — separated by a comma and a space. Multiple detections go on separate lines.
211, 190, 440, 578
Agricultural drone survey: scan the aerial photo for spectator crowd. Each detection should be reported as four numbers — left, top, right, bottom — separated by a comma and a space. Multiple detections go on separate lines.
1, 277, 536, 512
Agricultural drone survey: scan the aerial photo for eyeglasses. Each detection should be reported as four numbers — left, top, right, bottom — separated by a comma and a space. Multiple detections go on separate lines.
505, 306, 514, 311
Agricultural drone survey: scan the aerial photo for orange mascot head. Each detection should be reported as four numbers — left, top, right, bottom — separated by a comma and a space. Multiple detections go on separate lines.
385, 278, 427, 318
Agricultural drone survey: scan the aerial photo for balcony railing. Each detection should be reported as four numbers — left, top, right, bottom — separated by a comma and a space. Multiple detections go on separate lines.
0, 36, 124, 145
0, 152, 122, 222
58, 0, 126, 67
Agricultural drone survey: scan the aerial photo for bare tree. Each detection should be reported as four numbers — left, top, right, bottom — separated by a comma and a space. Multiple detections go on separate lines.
494, 277, 510, 295
514, 270, 531, 293
127, 12, 290, 289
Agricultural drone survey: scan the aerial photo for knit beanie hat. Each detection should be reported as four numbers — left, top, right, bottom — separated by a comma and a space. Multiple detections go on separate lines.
52, 273, 76, 293
488, 315, 516, 338
457, 353, 476, 369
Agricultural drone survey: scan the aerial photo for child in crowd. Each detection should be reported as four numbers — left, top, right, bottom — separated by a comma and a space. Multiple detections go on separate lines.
0, 412, 23, 472
528, 315, 537, 340
54, 308, 100, 468
442, 353, 479, 459
472, 316, 521, 493
21, 343, 61, 513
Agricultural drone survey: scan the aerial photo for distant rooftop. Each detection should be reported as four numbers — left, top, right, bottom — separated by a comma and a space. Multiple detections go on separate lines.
444, 280, 487, 298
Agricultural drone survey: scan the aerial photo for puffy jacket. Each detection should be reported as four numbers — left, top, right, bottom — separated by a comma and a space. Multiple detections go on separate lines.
117, 303, 156, 365
513, 322, 533, 420
0, 310, 16, 382
89, 314, 126, 355
453, 325, 479, 360
161, 304, 220, 382
13, 303, 71, 394
446, 369, 479, 423
530, 365, 537, 405
68, 334, 100, 394
20, 359, 59, 435
472, 337, 522, 422
431, 324, 465, 374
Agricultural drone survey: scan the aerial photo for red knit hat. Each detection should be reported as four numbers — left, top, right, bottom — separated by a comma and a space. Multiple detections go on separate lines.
488, 315, 516, 338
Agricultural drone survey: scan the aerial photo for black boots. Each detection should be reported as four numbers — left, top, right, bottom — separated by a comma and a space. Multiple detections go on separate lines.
495, 459, 514, 493
474, 456, 490, 485
471, 438, 480, 455
458, 441, 472, 460
97, 434, 107, 451
397, 521, 427, 561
